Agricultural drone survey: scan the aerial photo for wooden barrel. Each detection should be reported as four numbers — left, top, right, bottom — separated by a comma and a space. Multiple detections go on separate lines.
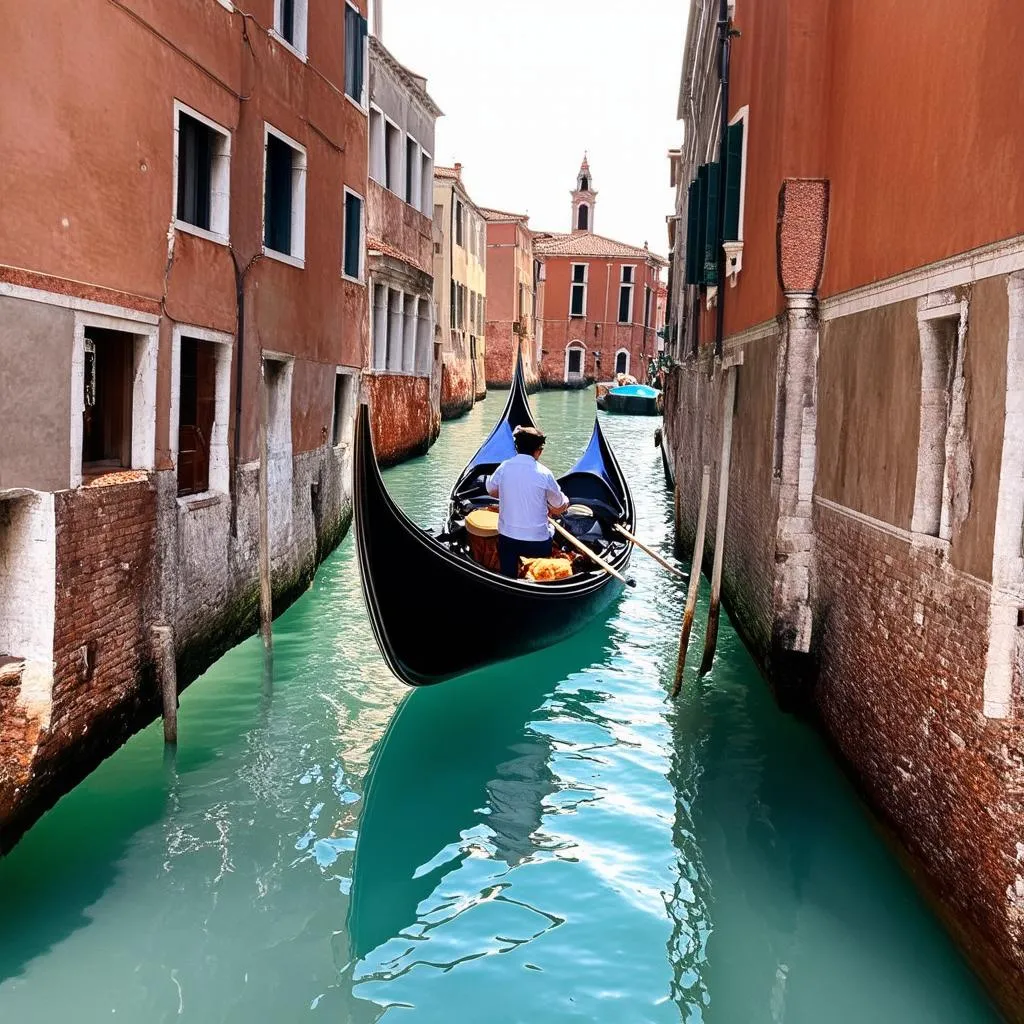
465, 509, 501, 572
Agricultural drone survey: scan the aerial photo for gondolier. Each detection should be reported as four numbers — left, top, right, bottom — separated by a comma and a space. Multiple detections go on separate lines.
486, 426, 571, 577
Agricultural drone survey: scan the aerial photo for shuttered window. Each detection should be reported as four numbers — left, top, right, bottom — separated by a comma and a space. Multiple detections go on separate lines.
344, 3, 367, 103
684, 180, 700, 285
724, 120, 744, 241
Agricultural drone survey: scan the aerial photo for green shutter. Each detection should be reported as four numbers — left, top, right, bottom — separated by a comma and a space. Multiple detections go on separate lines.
684, 180, 700, 285
724, 121, 744, 241
703, 162, 720, 286
694, 166, 709, 284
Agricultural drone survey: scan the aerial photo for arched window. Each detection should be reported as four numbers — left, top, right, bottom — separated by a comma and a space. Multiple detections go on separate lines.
577, 204, 589, 231
565, 342, 586, 382
580, 176, 589, 192
615, 349, 629, 376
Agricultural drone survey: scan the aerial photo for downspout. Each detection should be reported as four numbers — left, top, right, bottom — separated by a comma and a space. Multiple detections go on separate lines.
714, 0, 732, 360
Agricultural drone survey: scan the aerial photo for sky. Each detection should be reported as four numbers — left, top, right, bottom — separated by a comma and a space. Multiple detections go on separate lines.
377, 0, 688, 260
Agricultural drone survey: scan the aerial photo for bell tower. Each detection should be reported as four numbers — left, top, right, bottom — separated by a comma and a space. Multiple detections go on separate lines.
571, 154, 596, 234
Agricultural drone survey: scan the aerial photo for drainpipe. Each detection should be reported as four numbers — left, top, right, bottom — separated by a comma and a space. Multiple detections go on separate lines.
714, 0, 732, 360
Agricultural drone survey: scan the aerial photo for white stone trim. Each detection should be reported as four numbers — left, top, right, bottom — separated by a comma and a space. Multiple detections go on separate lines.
614, 347, 630, 376
271, 0, 308, 60
564, 340, 586, 383
821, 234, 1024, 323
724, 317, 778, 353
332, 366, 359, 448
71, 311, 159, 487
342, 185, 366, 283
169, 324, 234, 496
0, 281, 158, 325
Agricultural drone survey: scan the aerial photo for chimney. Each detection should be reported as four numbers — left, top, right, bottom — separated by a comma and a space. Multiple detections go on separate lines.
454, 162, 462, 181
372, 0, 382, 39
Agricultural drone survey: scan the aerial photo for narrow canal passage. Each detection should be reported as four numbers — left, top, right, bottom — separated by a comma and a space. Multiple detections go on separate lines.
0, 390, 999, 1023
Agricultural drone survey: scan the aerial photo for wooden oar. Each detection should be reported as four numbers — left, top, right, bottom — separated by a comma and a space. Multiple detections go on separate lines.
549, 518, 636, 588
613, 524, 688, 581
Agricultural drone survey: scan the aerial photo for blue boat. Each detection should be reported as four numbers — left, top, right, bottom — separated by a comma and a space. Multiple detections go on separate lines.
597, 382, 662, 416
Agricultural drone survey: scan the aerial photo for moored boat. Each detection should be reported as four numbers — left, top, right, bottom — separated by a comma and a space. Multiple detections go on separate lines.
353, 352, 635, 686
597, 382, 662, 416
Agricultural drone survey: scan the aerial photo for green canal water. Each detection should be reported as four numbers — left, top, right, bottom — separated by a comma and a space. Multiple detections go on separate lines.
0, 389, 1000, 1023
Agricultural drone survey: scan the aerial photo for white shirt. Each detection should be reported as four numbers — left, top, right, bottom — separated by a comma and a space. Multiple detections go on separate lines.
486, 454, 570, 542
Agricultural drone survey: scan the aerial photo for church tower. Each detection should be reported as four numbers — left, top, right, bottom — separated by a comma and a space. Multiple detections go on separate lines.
571, 154, 596, 233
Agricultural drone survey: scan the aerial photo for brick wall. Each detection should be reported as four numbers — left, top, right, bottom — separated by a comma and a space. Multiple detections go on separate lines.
441, 347, 474, 419
814, 501, 1024, 1011
485, 322, 539, 389
366, 373, 436, 466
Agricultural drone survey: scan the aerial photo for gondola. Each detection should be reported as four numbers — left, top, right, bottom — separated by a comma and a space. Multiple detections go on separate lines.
353, 350, 636, 687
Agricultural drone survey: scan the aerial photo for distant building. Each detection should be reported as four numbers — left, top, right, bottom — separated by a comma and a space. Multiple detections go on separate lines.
434, 165, 488, 416
534, 158, 665, 387
0, 0, 370, 850
365, 31, 441, 465
481, 208, 540, 390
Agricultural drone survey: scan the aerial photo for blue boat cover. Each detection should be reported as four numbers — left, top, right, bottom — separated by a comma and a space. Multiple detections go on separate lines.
467, 419, 517, 470
609, 384, 659, 398
567, 422, 614, 488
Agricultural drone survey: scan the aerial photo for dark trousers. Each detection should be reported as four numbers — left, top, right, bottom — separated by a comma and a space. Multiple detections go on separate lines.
497, 535, 553, 578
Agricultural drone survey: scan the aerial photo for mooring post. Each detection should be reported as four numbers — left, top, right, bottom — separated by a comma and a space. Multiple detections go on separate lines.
672, 465, 711, 697
153, 623, 178, 745
258, 359, 273, 650
699, 365, 738, 677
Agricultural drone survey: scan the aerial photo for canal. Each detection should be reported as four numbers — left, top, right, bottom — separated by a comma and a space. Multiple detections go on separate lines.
0, 388, 1000, 1023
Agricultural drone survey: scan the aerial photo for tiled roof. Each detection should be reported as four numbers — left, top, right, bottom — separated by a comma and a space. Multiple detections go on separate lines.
367, 235, 410, 263
532, 231, 667, 265
479, 206, 528, 223
434, 165, 460, 180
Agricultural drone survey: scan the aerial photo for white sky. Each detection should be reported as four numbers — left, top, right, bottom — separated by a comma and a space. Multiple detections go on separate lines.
378, 0, 687, 262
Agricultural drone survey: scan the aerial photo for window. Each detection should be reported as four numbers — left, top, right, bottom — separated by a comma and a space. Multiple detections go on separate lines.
174, 103, 230, 242
618, 266, 635, 324
332, 371, 356, 447
263, 126, 307, 265
343, 189, 364, 281
420, 153, 433, 214
369, 107, 385, 184
580, 175, 589, 191
274, 0, 308, 57
173, 329, 231, 498
570, 263, 587, 317
458, 284, 467, 330
577, 204, 589, 231
615, 349, 629, 376
644, 285, 652, 329
344, 2, 368, 105
454, 200, 464, 247
406, 136, 419, 207
385, 119, 402, 193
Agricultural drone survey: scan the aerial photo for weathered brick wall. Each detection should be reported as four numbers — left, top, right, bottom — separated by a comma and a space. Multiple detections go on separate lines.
813, 502, 1024, 1011
366, 373, 435, 466
485, 323, 539, 390
441, 345, 474, 419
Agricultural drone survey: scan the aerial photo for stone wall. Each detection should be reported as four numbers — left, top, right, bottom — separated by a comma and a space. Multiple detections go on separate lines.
485, 322, 539, 390
365, 373, 436, 466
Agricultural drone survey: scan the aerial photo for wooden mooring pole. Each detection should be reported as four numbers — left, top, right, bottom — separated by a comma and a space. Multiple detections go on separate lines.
153, 624, 178, 745
699, 366, 738, 677
671, 466, 711, 698
258, 359, 273, 650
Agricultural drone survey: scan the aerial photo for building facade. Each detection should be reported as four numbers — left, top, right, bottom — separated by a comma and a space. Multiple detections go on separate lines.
665, 2, 1024, 1015
365, 32, 441, 466
481, 208, 540, 389
535, 158, 665, 387
433, 165, 487, 417
0, 0, 369, 850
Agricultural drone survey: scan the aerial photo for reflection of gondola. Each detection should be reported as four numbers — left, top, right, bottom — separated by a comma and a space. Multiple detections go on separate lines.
353, 351, 635, 687
344, 622, 613, 963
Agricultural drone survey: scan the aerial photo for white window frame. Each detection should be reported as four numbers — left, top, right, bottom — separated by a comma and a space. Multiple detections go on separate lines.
618, 265, 636, 324
405, 132, 422, 210
271, 0, 309, 61
262, 123, 307, 269
70, 311, 159, 488
730, 105, 750, 243
614, 348, 631, 377
342, 185, 366, 283
368, 104, 386, 185
169, 324, 234, 502
564, 341, 586, 382
172, 100, 231, 245
570, 263, 588, 318
383, 114, 403, 195
419, 150, 433, 215
344, 0, 369, 112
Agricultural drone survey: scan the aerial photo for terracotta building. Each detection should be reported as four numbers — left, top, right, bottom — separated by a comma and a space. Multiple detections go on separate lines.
481, 208, 540, 389
365, 25, 441, 466
534, 158, 665, 387
433, 165, 488, 417
665, 2, 1024, 1016
0, 0, 369, 850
